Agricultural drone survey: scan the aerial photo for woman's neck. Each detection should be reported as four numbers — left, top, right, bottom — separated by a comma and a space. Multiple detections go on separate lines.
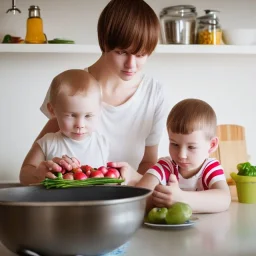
87, 56, 143, 106
88, 56, 141, 90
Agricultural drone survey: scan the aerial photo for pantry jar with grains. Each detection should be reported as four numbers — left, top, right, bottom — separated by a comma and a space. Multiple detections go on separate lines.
197, 10, 222, 45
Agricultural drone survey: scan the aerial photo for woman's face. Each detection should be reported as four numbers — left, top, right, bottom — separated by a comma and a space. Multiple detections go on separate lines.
103, 49, 148, 81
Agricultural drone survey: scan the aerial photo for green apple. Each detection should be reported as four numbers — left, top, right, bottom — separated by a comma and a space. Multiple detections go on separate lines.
147, 207, 168, 224
165, 202, 192, 225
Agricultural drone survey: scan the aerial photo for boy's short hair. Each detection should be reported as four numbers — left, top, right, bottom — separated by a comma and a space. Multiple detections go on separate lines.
167, 99, 217, 139
49, 69, 100, 105
97, 0, 160, 55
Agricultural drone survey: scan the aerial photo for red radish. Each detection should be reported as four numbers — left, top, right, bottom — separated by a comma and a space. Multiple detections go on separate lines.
107, 162, 115, 167
98, 166, 108, 175
74, 172, 88, 180
72, 167, 83, 173
60, 167, 66, 175
107, 168, 120, 178
85, 170, 91, 177
63, 173, 74, 180
89, 168, 99, 175
105, 170, 117, 178
90, 170, 104, 178
81, 165, 93, 173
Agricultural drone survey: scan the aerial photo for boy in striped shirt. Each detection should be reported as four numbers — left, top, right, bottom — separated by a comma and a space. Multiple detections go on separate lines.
136, 98, 231, 213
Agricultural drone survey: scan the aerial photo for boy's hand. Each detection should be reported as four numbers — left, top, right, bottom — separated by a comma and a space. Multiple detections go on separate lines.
152, 174, 184, 208
107, 162, 141, 185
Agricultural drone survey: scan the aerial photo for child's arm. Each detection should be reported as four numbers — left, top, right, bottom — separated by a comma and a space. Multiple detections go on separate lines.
182, 181, 231, 213
136, 173, 161, 213
19, 143, 75, 185
20, 143, 50, 185
153, 174, 231, 213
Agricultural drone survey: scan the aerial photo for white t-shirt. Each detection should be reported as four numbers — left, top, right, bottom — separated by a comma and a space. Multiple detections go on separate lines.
37, 131, 109, 168
40, 74, 167, 169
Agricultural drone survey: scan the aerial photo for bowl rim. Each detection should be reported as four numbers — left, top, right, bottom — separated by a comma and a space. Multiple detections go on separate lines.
230, 172, 256, 183
0, 185, 153, 207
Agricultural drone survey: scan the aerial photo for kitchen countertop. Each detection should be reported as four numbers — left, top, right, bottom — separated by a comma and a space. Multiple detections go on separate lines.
126, 202, 256, 256
1, 200, 256, 256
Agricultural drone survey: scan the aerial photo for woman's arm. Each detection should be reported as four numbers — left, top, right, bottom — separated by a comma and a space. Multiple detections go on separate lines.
137, 145, 158, 175
35, 118, 59, 141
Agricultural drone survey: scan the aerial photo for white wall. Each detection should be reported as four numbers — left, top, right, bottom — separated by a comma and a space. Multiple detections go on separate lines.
0, 0, 255, 181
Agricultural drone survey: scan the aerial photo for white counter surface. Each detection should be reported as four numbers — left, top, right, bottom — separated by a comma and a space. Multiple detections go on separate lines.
1, 202, 256, 256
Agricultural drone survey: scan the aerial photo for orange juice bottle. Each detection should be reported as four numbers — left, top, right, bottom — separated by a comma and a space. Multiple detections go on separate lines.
25, 6, 46, 44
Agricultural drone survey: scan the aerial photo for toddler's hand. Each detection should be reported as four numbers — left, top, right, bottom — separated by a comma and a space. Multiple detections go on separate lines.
59, 155, 81, 171
152, 174, 184, 208
37, 155, 81, 179
36, 160, 62, 180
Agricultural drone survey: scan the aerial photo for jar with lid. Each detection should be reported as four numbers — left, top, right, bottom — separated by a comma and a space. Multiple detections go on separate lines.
25, 5, 46, 44
197, 10, 222, 45
159, 5, 197, 44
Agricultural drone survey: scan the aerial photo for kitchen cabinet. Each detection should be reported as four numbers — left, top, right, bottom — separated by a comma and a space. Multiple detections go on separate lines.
1, 44, 256, 55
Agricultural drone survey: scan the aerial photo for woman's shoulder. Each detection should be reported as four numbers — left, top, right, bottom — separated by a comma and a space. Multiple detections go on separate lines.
142, 74, 163, 89
139, 74, 164, 98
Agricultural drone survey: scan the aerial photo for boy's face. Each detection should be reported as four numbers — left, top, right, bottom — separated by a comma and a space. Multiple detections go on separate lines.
49, 92, 101, 141
168, 130, 217, 173
103, 49, 148, 81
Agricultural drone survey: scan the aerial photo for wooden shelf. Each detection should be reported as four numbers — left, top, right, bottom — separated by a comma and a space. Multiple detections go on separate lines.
155, 45, 256, 55
1, 44, 256, 55
0, 44, 101, 53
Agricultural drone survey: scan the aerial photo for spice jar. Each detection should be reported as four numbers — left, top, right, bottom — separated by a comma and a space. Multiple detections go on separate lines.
197, 10, 222, 45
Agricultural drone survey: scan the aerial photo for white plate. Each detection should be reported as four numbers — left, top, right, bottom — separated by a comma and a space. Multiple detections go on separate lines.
144, 220, 196, 229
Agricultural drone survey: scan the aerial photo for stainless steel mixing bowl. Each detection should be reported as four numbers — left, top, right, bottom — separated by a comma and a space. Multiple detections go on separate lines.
0, 185, 152, 256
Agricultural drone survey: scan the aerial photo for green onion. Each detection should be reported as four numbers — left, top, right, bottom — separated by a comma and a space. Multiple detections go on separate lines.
41, 177, 124, 189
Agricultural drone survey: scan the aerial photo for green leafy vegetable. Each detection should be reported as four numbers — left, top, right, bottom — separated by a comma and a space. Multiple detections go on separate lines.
237, 162, 256, 177
41, 177, 124, 189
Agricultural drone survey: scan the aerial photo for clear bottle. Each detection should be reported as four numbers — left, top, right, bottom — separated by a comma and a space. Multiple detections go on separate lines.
197, 10, 222, 45
160, 5, 197, 44
25, 5, 46, 44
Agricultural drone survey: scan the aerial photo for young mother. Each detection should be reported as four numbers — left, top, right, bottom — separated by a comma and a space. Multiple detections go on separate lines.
20, 0, 166, 184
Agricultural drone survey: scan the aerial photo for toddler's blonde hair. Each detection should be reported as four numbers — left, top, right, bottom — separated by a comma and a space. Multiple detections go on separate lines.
49, 69, 100, 105
167, 98, 217, 140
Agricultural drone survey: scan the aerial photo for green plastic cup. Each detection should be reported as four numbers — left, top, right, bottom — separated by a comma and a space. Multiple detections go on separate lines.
230, 172, 256, 204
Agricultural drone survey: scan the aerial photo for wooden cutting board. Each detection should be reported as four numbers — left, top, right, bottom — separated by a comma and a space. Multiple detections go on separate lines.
217, 124, 246, 141
211, 124, 248, 185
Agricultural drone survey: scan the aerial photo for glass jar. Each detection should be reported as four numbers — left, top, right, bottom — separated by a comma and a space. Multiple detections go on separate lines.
160, 5, 197, 44
25, 5, 46, 44
197, 10, 222, 45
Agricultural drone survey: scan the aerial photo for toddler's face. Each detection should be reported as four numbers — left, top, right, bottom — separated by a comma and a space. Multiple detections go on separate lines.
168, 130, 215, 173
53, 92, 101, 141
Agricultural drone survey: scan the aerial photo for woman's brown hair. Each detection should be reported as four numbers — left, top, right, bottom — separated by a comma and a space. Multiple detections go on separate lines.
167, 99, 217, 140
97, 0, 160, 55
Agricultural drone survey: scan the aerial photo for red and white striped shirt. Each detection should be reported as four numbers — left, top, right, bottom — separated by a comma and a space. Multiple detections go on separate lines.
146, 157, 226, 191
